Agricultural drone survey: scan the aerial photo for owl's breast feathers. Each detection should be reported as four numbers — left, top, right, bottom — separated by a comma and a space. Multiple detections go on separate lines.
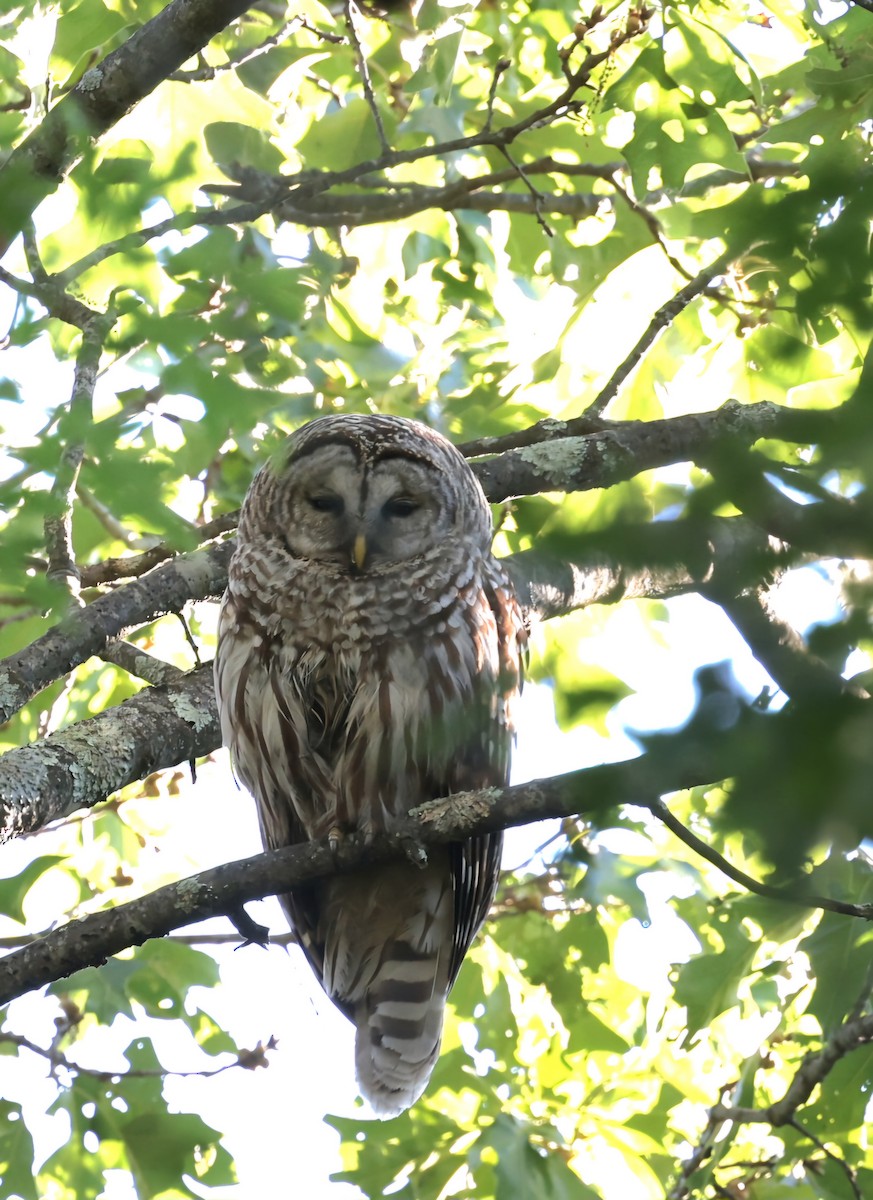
218, 542, 523, 842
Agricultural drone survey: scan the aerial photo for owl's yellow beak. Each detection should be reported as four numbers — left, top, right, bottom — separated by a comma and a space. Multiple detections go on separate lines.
352, 533, 367, 571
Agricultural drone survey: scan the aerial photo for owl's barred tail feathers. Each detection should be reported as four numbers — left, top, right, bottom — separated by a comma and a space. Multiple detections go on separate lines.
353, 954, 448, 1118
318, 859, 455, 1118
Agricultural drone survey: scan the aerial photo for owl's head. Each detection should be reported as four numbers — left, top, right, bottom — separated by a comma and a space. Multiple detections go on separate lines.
248, 414, 493, 571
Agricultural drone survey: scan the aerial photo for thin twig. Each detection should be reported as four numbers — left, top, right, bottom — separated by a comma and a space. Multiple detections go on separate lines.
789, 1118, 863, 1200
585, 252, 730, 418
190, 23, 648, 231
21, 221, 48, 284
711, 1012, 873, 1126
499, 146, 553, 236
49, 152, 793, 287
610, 170, 693, 281
45, 307, 118, 603
78, 510, 238, 587
1, 1030, 275, 1082
175, 609, 202, 667
647, 796, 873, 919
344, 0, 390, 155
169, 17, 308, 80
484, 57, 511, 132
76, 485, 163, 551
669, 1085, 734, 1199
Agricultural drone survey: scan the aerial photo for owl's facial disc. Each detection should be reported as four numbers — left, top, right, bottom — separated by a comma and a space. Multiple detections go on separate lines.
279, 445, 453, 570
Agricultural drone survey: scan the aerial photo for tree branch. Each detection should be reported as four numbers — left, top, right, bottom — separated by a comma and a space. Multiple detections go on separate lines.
584, 252, 731, 419
470, 400, 831, 502
0, 541, 233, 726
0, 663, 218, 841
344, 0, 390, 156
0, 512, 788, 842
54, 156, 800, 286
44, 309, 118, 606
506, 516, 787, 622
648, 797, 869, 918
706, 586, 866, 702
0, 733, 736, 1005
3, 715, 870, 1006
77, 512, 239, 586
0, 0, 259, 251
4, 393, 819, 728
0, 509, 803, 844
710, 1011, 873, 1127
0, 1029, 275, 1082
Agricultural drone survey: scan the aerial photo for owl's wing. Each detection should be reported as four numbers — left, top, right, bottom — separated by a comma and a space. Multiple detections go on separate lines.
448, 833, 504, 986
445, 575, 525, 986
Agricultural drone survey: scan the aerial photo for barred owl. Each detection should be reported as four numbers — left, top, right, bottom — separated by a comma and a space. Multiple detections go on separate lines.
214, 414, 525, 1117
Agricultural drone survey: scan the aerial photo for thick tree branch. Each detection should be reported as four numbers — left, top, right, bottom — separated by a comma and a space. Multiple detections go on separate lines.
0, 541, 233, 726
0, 0, 258, 251
705, 450, 873, 559
3, 394, 818, 727
458, 397, 835, 462
0, 664, 218, 841
0, 515, 788, 843
471, 400, 832, 501
0, 509, 810, 843
506, 516, 787, 622
99, 638, 186, 686
0, 734, 739, 1006
3, 715, 870, 1006
706, 586, 866, 702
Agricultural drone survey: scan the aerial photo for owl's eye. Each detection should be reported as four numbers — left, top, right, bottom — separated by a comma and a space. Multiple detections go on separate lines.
384, 497, 419, 519
308, 494, 343, 515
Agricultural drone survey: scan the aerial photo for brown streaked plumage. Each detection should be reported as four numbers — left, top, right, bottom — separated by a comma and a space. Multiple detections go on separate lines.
214, 413, 525, 1116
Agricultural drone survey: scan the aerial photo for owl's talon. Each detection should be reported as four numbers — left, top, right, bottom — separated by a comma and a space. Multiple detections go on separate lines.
327, 827, 343, 853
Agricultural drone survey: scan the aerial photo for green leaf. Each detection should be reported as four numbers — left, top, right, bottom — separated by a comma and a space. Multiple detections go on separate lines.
0, 1101, 37, 1200
476, 1113, 601, 1200
295, 100, 396, 172
203, 121, 285, 175
45, 1038, 235, 1199
663, 10, 759, 107
52, 0, 128, 77
124, 939, 220, 1018
672, 914, 757, 1041
0, 855, 66, 923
